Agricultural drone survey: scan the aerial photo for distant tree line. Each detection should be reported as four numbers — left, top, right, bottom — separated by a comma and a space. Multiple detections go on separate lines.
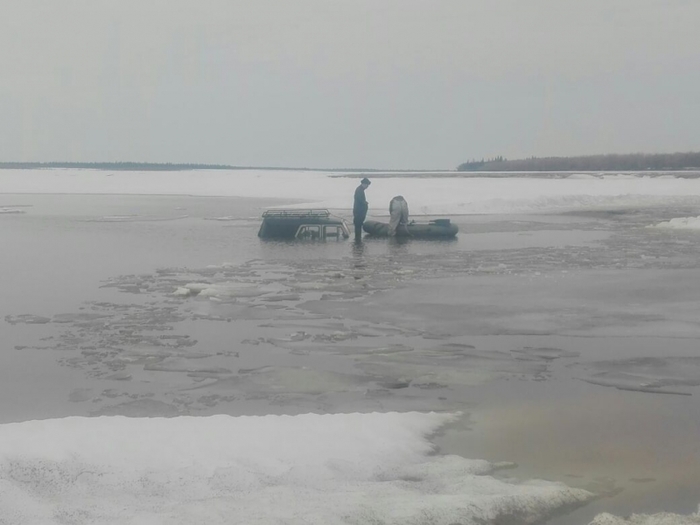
0, 162, 427, 173
0, 162, 236, 171
456, 156, 506, 171
457, 152, 700, 172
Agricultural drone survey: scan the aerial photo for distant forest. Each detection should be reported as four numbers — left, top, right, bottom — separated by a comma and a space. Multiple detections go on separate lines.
0, 162, 235, 171
0, 162, 409, 172
5, 154, 700, 173
457, 152, 700, 172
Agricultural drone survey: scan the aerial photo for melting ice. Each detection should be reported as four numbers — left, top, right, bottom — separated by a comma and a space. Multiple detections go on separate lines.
0, 412, 595, 525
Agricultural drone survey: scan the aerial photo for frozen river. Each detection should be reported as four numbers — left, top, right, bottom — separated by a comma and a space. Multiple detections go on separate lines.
2, 170, 700, 524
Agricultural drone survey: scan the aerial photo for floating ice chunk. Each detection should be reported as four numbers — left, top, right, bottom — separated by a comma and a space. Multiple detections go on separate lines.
52, 312, 109, 323
260, 293, 302, 302
4, 314, 51, 325
198, 283, 263, 298
174, 282, 261, 298
200, 366, 366, 395
511, 347, 580, 360
184, 282, 212, 294
285, 281, 330, 291
581, 378, 692, 396
119, 345, 179, 362
649, 216, 700, 230
574, 356, 700, 396
144, 357, 231, 374
105, 371, 132, 381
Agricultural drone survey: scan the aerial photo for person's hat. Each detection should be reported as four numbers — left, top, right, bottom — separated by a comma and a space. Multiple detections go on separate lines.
361, 177, 371, 185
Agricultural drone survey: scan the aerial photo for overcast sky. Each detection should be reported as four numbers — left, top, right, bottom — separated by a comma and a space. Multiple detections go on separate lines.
2, 1, 699, 169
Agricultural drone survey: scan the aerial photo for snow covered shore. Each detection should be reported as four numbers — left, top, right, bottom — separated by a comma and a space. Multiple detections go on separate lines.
4, 168, 700, 218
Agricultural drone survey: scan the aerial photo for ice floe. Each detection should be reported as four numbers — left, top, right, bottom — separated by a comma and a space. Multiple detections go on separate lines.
572, 356, 700, 396
649, 216, 700, 230
0, 412, 596, 525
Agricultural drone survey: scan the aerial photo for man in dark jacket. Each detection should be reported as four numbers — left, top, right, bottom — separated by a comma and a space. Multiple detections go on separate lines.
353, 177, 371, 240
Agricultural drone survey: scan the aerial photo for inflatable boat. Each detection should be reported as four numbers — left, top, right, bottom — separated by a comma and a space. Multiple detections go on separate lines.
362, 219, 458, 238
258, 209, 350, 240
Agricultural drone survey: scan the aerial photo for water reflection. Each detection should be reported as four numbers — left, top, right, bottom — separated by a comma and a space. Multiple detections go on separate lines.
388, 236, 411, 248
351, 239, 366, 274
387, 237, 411, 266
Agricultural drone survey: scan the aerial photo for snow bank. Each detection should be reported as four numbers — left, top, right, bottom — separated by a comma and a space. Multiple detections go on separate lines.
0, 412, 594, 525
3, 169, 700, 215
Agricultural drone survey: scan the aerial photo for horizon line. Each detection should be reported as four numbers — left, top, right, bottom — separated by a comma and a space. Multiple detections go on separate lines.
0, 161, 450, 173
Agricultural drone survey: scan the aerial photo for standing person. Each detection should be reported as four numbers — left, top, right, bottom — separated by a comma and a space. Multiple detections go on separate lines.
353, 177, 371, 240
388, 195, 409, 236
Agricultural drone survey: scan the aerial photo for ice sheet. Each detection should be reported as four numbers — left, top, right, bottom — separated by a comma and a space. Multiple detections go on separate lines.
4, 169, 700, 216
0, 412, 595, 525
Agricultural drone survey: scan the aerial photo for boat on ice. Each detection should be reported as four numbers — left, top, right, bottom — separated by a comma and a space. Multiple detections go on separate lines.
362, 219, 458, 238
258, 209, 350, 240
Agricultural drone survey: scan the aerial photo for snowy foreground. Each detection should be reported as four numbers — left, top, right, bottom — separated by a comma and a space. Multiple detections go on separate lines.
0, 412, 593, 525
0, 413, 698, 525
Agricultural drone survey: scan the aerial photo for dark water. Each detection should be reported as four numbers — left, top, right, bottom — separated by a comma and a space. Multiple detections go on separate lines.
2, 192, 700, 523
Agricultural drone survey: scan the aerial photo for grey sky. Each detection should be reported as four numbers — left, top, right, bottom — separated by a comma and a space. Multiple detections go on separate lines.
2, 0, 699, 169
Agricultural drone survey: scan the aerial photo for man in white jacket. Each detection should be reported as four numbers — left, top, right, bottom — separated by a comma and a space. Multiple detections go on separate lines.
388, 195, 409, 236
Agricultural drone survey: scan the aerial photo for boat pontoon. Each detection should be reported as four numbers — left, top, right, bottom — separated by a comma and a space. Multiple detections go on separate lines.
363, 219, 458, 239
